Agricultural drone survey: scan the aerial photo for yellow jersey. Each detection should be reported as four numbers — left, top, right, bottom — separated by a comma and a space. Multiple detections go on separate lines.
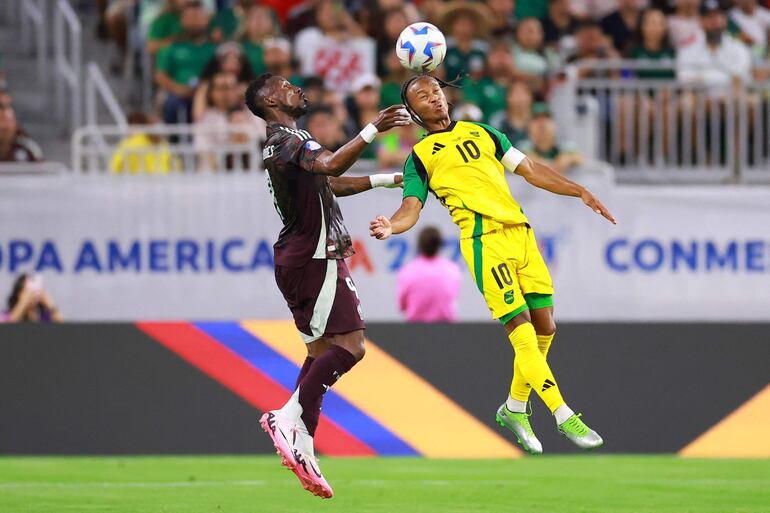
402, 120, 528, 239
110, 133, 179, 175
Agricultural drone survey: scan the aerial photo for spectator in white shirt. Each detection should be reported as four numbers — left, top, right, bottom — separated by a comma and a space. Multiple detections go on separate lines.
668, 0, 705, 49
569, 0, 619, 20
677, 1, 752, 88
729, 0, 770, 59
293, 0, 376, 95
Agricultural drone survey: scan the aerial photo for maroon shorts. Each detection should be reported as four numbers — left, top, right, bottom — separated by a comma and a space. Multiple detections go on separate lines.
274, 259, 365, 343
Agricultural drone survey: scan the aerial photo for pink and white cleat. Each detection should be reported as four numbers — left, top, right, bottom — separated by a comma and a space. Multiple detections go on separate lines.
259, 411, 333, 499
290, 428, 333, 499
259, 411, 296, 470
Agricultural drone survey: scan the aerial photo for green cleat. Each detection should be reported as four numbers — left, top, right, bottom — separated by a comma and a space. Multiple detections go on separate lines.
558, 413, 604, 450
495, 404, 543, 455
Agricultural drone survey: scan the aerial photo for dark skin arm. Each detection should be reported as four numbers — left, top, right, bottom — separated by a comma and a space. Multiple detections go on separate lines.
311, 105, 411, 177
329, 174, 403, 197
514, 157, 616, 224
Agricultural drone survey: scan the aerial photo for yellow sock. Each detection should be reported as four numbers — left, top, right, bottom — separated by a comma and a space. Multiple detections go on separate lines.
510, 357, 531, 402
508, 323, 565, 413
510, 332, 556, 402
537, 333, 554, 359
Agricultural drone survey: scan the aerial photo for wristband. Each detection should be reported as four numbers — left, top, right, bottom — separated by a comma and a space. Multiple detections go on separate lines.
369, 173, 397, 188
359, 123, 378, 143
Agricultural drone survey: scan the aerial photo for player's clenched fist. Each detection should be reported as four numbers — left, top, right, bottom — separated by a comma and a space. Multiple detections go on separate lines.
372, 105, 412, 132
369, 215, 393, 240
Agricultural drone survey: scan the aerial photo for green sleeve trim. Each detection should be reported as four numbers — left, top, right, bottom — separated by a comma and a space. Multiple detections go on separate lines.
525, 293, 554, 310
472, 122, 513, 160
402, 151, 429, 204
472, 213, 484, 293
498, 304, 530, 325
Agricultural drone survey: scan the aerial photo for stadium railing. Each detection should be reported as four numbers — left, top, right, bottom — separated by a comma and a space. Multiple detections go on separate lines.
72, 124, 262, 174
0, 161, 68, 175
19, 0, 48, 85
558, 59, 770, 184
123, 6, 155, 111
54, 0, 82, 133
85, 62, 128, 128
739, 81, 770, 183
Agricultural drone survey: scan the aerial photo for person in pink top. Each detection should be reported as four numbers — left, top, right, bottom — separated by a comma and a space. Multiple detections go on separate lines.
397, 226, 462, 323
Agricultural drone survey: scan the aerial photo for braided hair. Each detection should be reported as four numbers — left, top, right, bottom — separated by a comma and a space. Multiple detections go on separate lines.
400, 74, 461, 129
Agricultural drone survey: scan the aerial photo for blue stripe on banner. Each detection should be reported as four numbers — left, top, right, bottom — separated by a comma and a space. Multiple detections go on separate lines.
194, 322, 419, 456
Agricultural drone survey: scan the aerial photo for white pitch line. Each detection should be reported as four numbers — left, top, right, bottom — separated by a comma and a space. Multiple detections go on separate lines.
0, 480, 266, 489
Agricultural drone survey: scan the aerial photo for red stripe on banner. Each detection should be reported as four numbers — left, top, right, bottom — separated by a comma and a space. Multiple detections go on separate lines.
136, 322, 375, 456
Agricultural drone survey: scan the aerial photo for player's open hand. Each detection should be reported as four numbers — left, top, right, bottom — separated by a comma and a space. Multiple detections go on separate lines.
369, 215, 393, 240
373, 105, 412, 132
581, 189, 616, 224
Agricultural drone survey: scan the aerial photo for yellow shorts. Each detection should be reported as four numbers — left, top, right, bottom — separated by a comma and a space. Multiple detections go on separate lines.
460, 223, 554, 324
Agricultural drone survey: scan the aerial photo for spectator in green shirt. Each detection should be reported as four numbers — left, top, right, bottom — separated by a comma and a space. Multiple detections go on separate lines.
461, 41, 516, 122
516, 0, 547, 20
147, 0, 217, 55
239, 4, 281, 76
440, 3, 491, 81
209, 0, 256, 43
380, 51, 413, 109
519, 103, 584, 174
627, 8, 676, 79
489, 81, 534, 147
155, 1, 216, 123
147, 0, 188, 55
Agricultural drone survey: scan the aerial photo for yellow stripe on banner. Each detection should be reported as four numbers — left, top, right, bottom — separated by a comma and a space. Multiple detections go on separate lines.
680, 384, 770, 458
242, 320, 521, 459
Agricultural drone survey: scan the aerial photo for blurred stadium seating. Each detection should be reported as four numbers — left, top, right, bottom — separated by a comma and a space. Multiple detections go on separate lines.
1, 0, 769, 181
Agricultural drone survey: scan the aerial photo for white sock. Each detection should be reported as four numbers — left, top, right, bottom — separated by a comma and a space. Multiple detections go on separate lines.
278, 388, 303, 421
293, 427, 315, 456
554, 404, 575, 425
505, 396, 527, 413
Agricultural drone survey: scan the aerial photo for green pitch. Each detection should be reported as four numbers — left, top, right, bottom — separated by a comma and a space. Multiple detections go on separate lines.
1, 456, 768, 513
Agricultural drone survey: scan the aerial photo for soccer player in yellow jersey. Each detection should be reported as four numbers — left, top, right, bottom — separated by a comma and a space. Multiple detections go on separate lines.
369, 75, 616, 454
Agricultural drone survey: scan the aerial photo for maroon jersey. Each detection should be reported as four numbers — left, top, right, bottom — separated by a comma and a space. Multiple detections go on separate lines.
263, 122, 354, 267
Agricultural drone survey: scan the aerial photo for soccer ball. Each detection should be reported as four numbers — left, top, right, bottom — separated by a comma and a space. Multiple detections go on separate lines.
395, 23, 447, 73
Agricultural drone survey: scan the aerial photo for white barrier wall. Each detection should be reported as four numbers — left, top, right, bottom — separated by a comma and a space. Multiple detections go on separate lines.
0, 175, 768, 321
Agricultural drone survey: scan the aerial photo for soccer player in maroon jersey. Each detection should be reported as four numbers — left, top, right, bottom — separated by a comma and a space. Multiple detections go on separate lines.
245, 73, 410, 498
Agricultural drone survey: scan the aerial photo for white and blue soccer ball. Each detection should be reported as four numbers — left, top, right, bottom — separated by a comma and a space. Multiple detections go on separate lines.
395, 22, 447, 73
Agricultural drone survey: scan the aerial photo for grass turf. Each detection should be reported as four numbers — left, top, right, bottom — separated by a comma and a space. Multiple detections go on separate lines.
0, 456, 768, 513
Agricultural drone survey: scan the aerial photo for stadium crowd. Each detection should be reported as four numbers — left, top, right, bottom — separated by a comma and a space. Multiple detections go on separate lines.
94, 0, 770, 173
0, 57, 44, 164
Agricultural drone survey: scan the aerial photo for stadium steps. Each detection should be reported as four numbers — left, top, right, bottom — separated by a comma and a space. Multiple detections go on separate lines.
1, 2, 129, 168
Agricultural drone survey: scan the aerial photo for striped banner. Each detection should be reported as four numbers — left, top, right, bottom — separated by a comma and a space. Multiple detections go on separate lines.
139, 320, 520, 458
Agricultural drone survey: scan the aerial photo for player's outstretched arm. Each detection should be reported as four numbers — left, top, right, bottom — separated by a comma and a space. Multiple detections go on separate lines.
369, 196, 423, 240
329, 173, 403, 197
514, 157, 617, 225
312, 106, 411, 177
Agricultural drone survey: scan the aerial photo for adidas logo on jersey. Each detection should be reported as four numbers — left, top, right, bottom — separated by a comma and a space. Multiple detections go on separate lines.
277, 126, 312, 141
432, 142, 445, 154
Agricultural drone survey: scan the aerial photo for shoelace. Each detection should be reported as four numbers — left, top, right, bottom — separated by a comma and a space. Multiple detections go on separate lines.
564, 413, 588, 435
